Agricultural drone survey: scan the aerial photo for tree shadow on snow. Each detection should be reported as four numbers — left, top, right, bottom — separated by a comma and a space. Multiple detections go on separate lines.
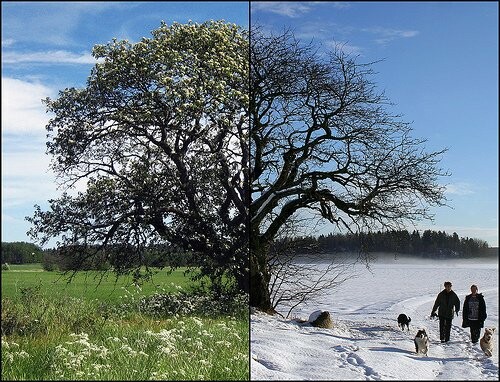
368, 347, 469, 362
406, 355, 469, 362
307, 331, 366, 342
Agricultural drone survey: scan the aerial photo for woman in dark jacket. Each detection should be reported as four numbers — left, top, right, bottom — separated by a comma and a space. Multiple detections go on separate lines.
462, 284, 487, 344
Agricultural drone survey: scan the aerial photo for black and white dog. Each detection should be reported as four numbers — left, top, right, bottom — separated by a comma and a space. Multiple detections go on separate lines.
397, 313, 411, 331
414, 329, 429, 356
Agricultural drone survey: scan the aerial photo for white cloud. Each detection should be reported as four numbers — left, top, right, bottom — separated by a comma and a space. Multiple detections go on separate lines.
445, 182, 475, 196
1, 77, 55, 134
2, 50, 98, 65
2, 38, 15, 47
252, 1, 349, 17
326, 40, 363, 56
251, 2, 313, 18
1, 151, 52, 178
362, 27, 419, 45
1, 178, 58, 209
330, 2, 351, 9
2, 2, 137, 47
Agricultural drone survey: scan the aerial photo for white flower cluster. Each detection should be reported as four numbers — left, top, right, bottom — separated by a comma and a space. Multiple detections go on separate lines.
2, 339, 29, 364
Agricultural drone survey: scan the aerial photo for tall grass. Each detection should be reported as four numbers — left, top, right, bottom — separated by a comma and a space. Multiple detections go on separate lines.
1, 265, 249, 380
2, 315, 248, 380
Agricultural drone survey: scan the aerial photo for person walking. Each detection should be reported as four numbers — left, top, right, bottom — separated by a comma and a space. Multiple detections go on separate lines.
462, 284, 487, 344
430, 281, 460, 343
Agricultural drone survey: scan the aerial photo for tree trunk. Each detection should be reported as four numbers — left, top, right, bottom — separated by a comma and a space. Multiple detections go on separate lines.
235, 267, 250, 294
249, 235, 275, 313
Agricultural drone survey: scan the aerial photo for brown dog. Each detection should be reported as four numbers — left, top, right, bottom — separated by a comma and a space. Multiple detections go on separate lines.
480, 327, 495, 357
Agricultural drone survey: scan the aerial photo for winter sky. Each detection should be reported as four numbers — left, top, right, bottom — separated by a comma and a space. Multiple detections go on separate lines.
1, 1, 498, 247
252, 1, 498, 246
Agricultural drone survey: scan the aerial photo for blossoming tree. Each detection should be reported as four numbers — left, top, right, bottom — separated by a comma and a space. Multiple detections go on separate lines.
27, 21, 249, 293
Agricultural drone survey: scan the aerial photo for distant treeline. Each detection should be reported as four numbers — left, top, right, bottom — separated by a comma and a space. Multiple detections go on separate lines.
277, 229, 491, 258
1, 229, 493, 269
1, 242, 196, 271
1, 242, 44, 264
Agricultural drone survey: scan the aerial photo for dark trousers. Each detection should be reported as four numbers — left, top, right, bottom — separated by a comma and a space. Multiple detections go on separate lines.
439, 317, 452, 342
469, 321, 482, 343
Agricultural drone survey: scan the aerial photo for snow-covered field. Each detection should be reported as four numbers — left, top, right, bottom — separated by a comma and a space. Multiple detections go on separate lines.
251, 255, 499, 380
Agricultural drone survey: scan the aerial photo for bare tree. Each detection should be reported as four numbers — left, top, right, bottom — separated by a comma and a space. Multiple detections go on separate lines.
250, 27, 449, 312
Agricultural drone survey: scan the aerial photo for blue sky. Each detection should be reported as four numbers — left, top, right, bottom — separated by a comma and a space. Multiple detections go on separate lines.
252, 1, 498, 246
1, 1, 248, 246
1, 1, 498, 247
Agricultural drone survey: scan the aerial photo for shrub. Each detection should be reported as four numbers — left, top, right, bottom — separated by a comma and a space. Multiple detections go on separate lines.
138, 290, 248, 318
1, 283, 102, 337
41, 262, 58, 272
2, 263, 10, 271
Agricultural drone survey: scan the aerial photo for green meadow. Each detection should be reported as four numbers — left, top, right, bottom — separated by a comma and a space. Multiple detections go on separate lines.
1, 264, 249, 381
2, 264, 196, 303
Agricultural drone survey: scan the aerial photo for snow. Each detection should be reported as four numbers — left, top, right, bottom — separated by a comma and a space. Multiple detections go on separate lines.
251, 255, 499, 380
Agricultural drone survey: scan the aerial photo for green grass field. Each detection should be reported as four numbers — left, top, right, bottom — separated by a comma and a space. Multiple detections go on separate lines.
2, 264, 197, 304
1, 264, 249, 380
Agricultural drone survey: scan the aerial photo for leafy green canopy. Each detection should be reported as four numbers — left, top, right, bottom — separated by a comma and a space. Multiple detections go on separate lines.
27, 21, 249, 293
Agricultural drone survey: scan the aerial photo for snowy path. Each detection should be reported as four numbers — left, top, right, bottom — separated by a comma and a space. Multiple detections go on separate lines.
251, 259, 499, 380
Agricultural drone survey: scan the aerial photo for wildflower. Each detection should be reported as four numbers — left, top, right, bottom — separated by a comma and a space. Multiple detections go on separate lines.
192, 317, 203, 327
17, 350, 29, 359
199, 330, 213, 338
120, 344, 138, 356
158, 345, 172, 354
194, 339, 203, 349
215, 340, 232, 348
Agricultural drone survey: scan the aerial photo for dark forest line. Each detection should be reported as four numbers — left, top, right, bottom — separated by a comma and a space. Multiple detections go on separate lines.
1, 228, 496, 267
277, 229, 495, 259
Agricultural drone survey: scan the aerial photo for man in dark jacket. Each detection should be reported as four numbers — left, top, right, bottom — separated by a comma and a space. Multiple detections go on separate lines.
462, 284, 487, 344
430, 281, 461, 343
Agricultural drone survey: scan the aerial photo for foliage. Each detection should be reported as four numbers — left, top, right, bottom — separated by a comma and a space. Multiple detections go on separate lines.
41, 244, 196, 272
26, 20, 249, 294
249, 27, 449, 310
1, 242, 44, 264
138, 290, 249, 318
